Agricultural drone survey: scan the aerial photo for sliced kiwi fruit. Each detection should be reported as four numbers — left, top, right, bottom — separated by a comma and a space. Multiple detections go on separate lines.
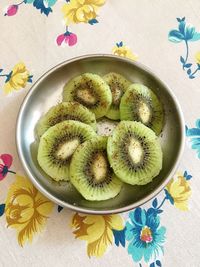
107, 121, 162, 185
36, 101, 96, 138
103, 72, 131, 120
63, 73, 112, 119
120, 83, 164, 135
37, 120, 97, 181
70, 136, 123, 201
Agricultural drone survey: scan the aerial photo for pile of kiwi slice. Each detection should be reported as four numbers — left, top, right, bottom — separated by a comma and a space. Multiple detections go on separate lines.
37, 72, 164, 201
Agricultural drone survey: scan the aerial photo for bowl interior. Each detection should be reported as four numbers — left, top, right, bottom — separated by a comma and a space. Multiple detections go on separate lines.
17, 55, 184, 214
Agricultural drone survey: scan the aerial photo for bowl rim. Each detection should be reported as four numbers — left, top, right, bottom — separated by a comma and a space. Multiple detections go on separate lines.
16, 54, 185, 214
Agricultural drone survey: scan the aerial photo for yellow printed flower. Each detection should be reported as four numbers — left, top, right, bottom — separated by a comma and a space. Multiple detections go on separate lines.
195, 51, 200, 64
165, 172, 192, 211
62, 0, 105, 24
3, 62, 32, 95
72, 213, 124, 257
112, 41, 138, 61
5, 174, 54, 246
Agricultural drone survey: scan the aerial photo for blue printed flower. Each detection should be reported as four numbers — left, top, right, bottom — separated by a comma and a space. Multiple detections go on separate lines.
186, 119, 200, 158
24, 0, 57, 16
0, 204, 5, 217
25, 0, 57, 6
168, 17, 200, 78
45, 0, 57, 7
112, 227, 126, 247
5, 0, 57, 17
169, 17, 200, 43
125, 208, 166, 263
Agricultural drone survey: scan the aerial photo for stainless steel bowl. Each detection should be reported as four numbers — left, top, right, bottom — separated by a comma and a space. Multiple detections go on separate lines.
16, 54, 185, 214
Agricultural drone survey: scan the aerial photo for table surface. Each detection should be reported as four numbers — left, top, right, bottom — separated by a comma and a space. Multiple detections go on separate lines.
0, 1, 200, 267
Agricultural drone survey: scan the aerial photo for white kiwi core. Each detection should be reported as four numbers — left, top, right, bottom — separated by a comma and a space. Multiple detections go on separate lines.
56, 139, 80, 160
128, 138, 144, 164
92, 153, 108, 182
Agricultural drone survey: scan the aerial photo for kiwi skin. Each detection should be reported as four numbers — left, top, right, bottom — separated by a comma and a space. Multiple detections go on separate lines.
37, 120, 97, 182
103, 72, 131, 120
107, 121, 163, 185
63, 73, 112, 119
36, 101, 97, 138
69, 136, 123, 201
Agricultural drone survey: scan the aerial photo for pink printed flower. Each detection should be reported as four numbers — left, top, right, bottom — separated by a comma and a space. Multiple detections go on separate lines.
0, 154, 14, 181
66, 33, 77, 46
56, 34, 66, 46
56, 32, 77, 47
4, 5, 18, 16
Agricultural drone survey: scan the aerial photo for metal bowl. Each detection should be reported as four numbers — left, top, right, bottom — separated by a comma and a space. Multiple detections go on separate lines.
16, 54, 185, 214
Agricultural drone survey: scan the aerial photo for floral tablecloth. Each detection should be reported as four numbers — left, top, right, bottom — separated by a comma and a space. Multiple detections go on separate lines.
0, 1, 200, 266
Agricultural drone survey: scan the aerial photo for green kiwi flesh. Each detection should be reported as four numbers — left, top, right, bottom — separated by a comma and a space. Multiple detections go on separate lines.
120, 83, 164, 135
107, 121, 162, 185
103, 72, 131, 120
70, 136, 123, 201
37, 120, 97, 181
36, 101, 97, 138
63, 73, 112, 119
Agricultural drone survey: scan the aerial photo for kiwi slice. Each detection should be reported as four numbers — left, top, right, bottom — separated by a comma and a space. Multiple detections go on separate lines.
36, 102, 96, 137
70, 136, 123, 201
103, 72, 131, 120
107, 121, 162, 185
63, 73, 112, 119
120, 83, 164, 135
37, 120, 97, 181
